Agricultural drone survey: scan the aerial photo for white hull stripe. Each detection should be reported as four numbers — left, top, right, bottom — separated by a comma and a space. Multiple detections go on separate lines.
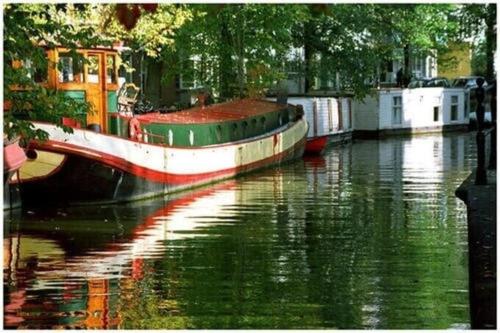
31, 120, 308, 176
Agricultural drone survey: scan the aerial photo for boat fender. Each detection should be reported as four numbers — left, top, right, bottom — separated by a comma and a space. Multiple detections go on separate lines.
128, 117, 142, 141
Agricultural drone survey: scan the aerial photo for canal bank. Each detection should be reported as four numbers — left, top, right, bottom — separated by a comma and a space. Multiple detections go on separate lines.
456, 170, 496, 329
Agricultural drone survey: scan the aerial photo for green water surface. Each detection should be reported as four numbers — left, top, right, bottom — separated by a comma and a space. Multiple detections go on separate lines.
3, 132, 474, 329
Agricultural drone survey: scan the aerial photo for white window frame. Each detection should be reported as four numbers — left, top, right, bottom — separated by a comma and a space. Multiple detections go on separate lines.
392, 95, 403, 125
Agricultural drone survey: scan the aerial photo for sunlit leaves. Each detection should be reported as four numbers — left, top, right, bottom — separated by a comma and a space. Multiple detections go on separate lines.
4, 4, 99, 141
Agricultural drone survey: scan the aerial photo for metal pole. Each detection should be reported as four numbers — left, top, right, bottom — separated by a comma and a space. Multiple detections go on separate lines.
489, 80, 496, 170
475, 78, 487, 185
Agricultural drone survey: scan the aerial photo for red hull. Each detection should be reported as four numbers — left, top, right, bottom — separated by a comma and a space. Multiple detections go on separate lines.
4, 138, 26, 174
305, 136, 328, 155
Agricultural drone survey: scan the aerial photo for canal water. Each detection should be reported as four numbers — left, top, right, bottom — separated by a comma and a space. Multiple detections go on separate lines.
4, 132, 475, 329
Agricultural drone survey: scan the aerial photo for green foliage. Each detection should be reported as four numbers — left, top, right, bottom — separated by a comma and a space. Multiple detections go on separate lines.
471, 40, 487, 77
163, 4, 466, 99
163, 4, 309, 99
300, 4, 390, 97
97, 4, 192, 58
458, 4, 496, 80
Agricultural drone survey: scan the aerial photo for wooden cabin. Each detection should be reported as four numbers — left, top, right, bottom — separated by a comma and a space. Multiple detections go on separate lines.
10, 47, 121, 133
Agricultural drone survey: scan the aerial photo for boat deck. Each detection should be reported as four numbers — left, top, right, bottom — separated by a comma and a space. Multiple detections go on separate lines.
137, 99, 286, 124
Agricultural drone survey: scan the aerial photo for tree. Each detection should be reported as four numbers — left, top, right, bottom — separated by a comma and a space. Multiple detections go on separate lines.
162, 4, 309, 100
458, 4, 496, 80
3, 4, 100, 141
3, 4, 191, 141
298, 4, 391, 96
289, 4, 462, 95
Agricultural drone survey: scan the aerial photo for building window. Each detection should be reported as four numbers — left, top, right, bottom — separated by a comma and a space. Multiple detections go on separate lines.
180, 58, 204, 90
433, 106, 440, 122
450, 95, 458, 121
392, 96, 402, 125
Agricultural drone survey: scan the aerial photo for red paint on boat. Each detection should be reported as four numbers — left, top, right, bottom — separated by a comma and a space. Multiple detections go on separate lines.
305, 136, 328, 155
4, 138, 27, 173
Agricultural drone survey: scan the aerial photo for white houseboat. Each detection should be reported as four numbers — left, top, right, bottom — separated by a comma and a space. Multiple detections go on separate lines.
353, 87, 468, 137
269, 95, 353, 154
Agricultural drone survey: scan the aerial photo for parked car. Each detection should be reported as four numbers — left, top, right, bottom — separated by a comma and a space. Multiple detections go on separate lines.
452, 76, 488, 89
408, 77, 451, 88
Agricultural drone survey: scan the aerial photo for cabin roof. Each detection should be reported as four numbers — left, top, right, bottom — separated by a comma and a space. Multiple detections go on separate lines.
136, 99, 286, 124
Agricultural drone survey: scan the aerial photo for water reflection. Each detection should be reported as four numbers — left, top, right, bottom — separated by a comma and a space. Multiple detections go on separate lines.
4, 132, 474, 329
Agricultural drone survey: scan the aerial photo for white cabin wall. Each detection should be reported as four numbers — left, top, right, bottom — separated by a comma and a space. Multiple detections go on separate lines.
377, 88, 467, 130
268, 96, 353, 138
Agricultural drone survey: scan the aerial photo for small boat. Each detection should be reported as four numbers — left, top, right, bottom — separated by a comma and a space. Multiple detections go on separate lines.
305, 136, 328, 155
4, 136, 27, 209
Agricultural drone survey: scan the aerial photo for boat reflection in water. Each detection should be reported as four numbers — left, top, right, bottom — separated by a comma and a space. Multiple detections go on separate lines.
4, 167, 304, 329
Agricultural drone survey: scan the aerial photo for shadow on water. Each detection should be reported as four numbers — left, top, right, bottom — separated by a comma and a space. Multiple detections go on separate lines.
4, 132, 475, 329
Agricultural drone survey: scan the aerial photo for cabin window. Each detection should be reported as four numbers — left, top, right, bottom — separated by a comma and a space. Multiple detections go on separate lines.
87, 55, 100, 83
216, 125, 222, 142
232, 123, 238, 136
450, 95, 458, 121
58, 53, 83, 83
392, 96, 402, 125
260, 117, 266, 129
106, 55, 117, 84
23, 59, 48, 83
433, 106, 440, 122
242, 121, 248, 135
252, 118, 257, 128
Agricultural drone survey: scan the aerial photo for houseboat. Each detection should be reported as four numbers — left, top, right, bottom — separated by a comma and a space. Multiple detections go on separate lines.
13, 47, 308, 205
353, 87, 468, 138
269, 95, 353, 154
